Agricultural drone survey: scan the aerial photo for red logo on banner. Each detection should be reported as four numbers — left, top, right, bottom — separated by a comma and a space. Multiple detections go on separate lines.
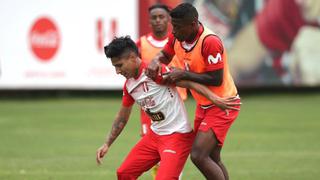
96, 19, 104, 52
96, 18, 118, 52
29, 17, 60, 62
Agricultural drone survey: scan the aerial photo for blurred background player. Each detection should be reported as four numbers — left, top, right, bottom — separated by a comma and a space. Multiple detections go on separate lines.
135, 4, 187, 179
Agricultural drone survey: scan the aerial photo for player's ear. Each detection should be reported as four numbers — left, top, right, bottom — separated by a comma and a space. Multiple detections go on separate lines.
128, 52, 137, 62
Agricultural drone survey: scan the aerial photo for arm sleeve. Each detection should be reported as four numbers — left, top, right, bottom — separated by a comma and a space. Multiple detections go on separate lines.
202, 35, 224, 72
122, 82, 134, 107
154, 64, 172, 85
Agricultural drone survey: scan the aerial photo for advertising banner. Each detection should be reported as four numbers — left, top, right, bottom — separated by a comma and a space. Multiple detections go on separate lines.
0, 0, 137, 89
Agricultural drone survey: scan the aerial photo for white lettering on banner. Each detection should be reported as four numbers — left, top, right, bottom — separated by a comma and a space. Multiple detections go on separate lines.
208, 53, 222, 64
30, 31, 59, 48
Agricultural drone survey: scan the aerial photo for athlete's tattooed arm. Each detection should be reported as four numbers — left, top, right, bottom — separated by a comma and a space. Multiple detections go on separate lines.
105, 106, 132, 146
96, 106, 132, 165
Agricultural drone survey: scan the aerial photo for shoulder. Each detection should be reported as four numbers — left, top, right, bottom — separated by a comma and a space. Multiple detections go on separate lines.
202, 35, 224, 54
203, 35, 223, 46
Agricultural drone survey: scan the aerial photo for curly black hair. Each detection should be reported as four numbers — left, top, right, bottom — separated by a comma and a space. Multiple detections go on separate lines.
104, 36, 138, 59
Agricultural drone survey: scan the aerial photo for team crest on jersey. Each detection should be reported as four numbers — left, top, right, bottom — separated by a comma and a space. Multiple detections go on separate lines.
138, 95, 156, 108
183, 58, 191, 62
208, 53, 222, 64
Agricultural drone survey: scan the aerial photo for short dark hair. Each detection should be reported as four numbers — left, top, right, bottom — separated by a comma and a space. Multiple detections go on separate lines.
148, 4, 170, 13
104, 36, 138, 59
170, 3, 198, 21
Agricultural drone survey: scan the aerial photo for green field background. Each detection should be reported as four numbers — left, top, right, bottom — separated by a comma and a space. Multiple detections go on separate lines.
1, 93, 320, 180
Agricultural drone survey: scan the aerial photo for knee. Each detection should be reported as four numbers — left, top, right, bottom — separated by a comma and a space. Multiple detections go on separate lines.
117, 165, 142, 180
116, 167, 125, 178
117, 167, 134, 180
190, 149, 207, 165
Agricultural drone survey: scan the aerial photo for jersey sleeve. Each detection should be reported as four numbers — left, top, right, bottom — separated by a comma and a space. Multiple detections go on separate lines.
122, 82, 134, 107
154, 64, 172, 85
202, 35, 224, 72
162, 33, 176, 57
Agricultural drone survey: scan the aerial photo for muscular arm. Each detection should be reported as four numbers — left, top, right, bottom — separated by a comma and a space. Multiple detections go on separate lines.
151, 51, 173, 65
183, 69, 223, 86
167, 68, 223, 86
146, 51, 173, 79
158, 51, 173, 65
176, 80, 240, 111
176, 80, 219, 101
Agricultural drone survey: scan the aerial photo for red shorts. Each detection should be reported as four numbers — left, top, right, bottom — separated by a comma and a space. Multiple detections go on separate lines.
194, 101, 240, 147
117, 130, 194, 180
140, 108, 151, 136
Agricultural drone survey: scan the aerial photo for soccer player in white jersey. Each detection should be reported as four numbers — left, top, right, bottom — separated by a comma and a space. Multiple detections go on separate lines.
96, 36, 240, 180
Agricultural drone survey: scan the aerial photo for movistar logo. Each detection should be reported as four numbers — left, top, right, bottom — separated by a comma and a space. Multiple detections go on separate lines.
208, 53, 222, 64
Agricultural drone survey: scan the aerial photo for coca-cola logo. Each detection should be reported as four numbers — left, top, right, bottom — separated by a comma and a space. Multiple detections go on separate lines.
29, 17, 60, 61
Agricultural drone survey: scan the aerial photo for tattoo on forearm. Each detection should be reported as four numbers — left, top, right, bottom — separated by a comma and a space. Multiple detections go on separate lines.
106, 110, 130, 146
107, 118, 125, 146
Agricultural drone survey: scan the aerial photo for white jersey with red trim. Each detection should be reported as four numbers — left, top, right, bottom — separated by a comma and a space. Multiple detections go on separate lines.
125, 68, 192, 135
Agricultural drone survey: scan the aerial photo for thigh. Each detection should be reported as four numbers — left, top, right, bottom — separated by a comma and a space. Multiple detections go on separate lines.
118, 135, 160, 175
198, 106, 239, 146
156, 132, 194, 180
194, 105, 205, 133
192, 129, 219, 157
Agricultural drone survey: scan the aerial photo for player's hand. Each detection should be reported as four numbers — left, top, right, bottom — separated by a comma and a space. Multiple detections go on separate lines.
146, 59, 161, 80
163, 67, 186, 84
96, 143, 109, 165
213, 96, 241, 115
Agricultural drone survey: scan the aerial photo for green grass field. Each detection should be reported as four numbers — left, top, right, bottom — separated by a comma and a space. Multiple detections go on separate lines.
1, 93, 320, 180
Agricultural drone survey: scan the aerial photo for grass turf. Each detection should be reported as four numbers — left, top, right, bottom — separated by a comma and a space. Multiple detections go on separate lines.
0, 93, 320, 179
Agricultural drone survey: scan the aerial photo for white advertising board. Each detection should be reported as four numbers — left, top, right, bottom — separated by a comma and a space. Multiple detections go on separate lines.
0, 0, 137, 89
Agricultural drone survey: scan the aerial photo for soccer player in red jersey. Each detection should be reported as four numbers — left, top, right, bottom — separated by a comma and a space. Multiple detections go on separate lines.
96, 36, 240, 180
147, 3, 241, 180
